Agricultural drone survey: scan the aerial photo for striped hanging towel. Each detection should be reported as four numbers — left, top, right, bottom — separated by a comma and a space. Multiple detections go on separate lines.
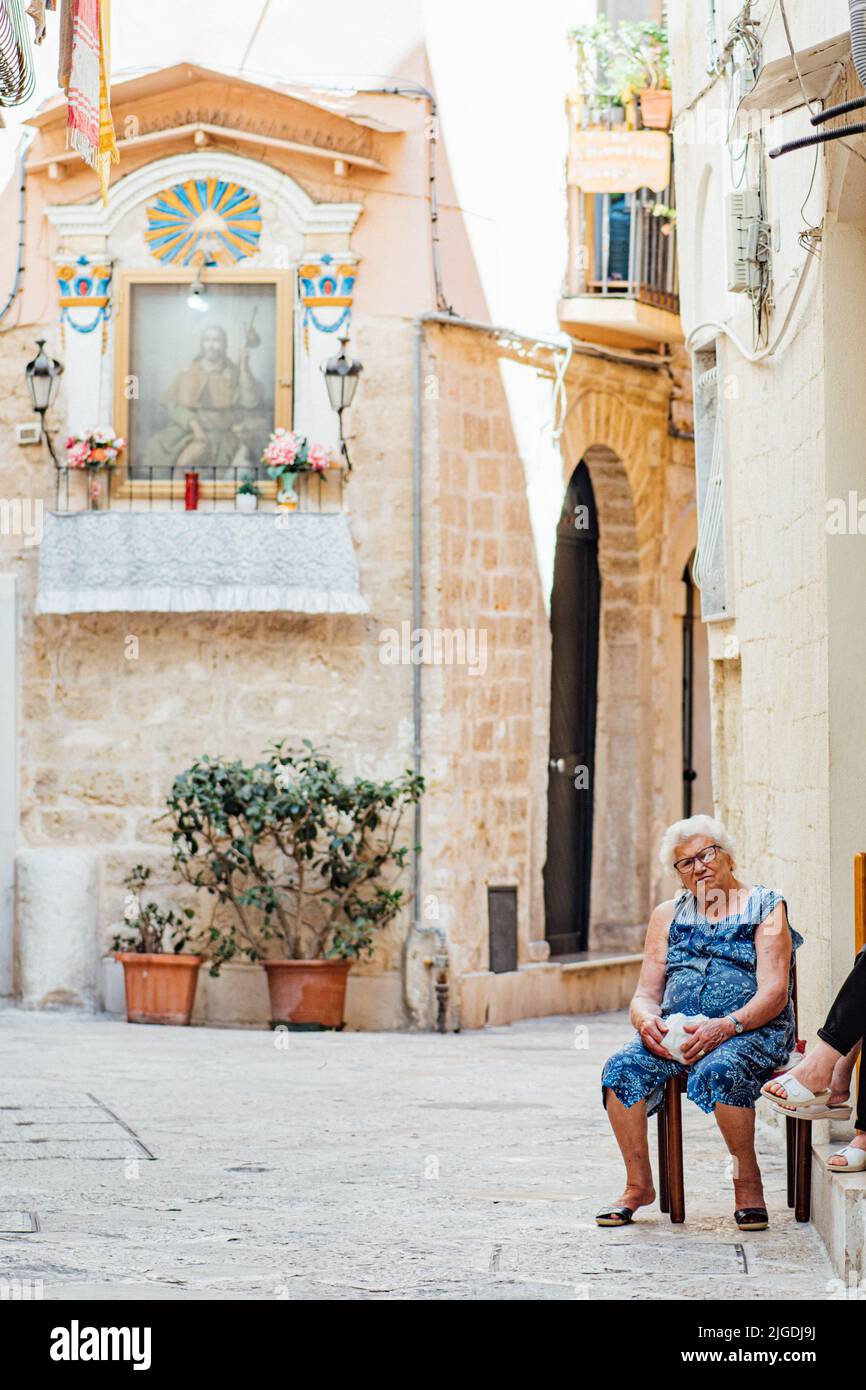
97, 0, 118, 204
66, 0, 101, 169
66, 0, 117, 204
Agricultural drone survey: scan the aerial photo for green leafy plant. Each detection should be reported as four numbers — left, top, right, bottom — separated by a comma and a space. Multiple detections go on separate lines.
162, 743, 424, 972
569, 14, 671, 106
652, 202, 677, 227
112, 864, 198, 955
613, 19, 671, 97
236, 472, 260, 497
568, 17, 622, 107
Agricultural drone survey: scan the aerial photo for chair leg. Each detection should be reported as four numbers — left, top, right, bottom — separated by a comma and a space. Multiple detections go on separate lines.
665, 1076, 685, 1224
786, 1115, 796, 1208
794, 1118, 812, 1223
658, 1099, 670, 1214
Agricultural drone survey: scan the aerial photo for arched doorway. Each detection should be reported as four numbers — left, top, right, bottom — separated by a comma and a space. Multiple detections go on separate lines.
681, 552, 713, 817
543, 460, 600, 956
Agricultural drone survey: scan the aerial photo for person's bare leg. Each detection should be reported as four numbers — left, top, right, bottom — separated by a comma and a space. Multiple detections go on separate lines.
603, 1088, 656, 1211
828, 1040, 861, 1106
714, 1103, 764, 1209
827, 1040, 866, 1164
763, 1039, 842, 1101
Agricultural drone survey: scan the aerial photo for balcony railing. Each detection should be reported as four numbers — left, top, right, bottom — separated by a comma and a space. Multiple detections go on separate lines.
51, 465, 347, 513
574, 185, 678, 313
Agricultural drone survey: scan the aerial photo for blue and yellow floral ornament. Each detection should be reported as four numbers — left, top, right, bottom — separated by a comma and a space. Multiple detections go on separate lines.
56, 255, 112, 352
298, 254, 357, 349
145, 178, 262, 265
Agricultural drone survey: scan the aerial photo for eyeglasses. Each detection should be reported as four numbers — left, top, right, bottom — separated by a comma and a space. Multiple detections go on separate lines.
673, 844, 723, 874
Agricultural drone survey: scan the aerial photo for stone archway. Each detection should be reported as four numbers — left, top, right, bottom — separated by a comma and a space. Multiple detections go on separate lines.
556, 370, 673, 950
582, 444, 646, 947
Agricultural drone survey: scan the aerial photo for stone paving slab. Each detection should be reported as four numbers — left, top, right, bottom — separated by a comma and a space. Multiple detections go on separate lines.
0, 1006, 837, 1300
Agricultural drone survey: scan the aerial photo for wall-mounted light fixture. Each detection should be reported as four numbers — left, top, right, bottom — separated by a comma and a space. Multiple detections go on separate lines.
321, 331, 363, 469
24, 338, 64, 466
187, 253, 218, 312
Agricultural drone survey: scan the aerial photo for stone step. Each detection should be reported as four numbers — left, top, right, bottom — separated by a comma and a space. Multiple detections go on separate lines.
811, 1139, 866, 1287
459, 953, 643, 1029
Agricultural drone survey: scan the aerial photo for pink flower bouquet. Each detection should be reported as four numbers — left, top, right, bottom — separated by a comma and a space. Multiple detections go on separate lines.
262, 429, 331, 482
66, 427, 125, 470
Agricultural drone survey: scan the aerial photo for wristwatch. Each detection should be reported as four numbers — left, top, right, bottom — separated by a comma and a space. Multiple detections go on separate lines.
726, 1013, 744, 1035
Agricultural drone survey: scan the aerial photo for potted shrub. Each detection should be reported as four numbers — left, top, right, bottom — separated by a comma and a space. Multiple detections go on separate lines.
163, 743, 424, 1029
263, 429, 331, 512
236, 472, 260, 513
113, 865, 203, 1025
615, 19, 672, 130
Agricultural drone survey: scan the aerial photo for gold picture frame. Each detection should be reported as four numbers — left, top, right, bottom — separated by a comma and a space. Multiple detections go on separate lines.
112, 267, 293, 501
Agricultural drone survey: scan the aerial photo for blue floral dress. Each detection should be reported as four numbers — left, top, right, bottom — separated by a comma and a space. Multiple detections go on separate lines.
601, 886, 803, 1115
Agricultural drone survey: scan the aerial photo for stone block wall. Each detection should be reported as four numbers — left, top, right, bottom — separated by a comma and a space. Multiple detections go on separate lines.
420, 325, 552, 996
4, 313, 421, 1026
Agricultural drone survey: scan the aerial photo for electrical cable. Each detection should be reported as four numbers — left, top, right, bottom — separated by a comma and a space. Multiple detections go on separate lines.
772, 0, 865, 156
811, 95, 866, 125
0, 139, 27, 326
227, 65, 453, 313
685, 240, 816, 362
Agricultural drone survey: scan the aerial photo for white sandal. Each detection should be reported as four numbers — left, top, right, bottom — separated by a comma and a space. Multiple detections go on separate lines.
825, 1145, 866, 1172
760, 1073, 831, 1109
768, 1098, 852, 1121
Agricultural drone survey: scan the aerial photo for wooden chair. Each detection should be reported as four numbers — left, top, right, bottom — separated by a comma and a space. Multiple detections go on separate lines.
657, 965, 810, 1224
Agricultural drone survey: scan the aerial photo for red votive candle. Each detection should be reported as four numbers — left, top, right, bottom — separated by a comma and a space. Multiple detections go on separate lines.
184, 471, 200, 510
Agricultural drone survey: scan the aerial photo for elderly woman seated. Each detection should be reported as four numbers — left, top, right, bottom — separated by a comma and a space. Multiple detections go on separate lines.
598, 815, 802, 1231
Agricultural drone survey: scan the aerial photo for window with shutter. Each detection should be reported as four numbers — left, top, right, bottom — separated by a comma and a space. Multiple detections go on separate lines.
692, 345, 729, 620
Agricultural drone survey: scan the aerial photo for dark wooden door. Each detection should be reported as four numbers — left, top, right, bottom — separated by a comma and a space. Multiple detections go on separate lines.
681, 559, 698, 818
544, 461, 600, 956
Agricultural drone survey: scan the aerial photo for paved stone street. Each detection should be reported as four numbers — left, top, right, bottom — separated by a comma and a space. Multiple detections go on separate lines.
0, 1007, 834, 1301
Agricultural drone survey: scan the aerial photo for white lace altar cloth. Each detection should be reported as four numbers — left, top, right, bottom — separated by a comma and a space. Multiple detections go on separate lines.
36, 512, 369, 615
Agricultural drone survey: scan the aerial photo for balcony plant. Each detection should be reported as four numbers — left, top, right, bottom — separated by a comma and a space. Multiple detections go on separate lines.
163, 742, 424, 1029
112, 865, 203, 1025
567, 17, 626, 126
65, 426, 125, 511
263, 428, 332, 511
614, 20, 672, 130
236, 472, 260, 513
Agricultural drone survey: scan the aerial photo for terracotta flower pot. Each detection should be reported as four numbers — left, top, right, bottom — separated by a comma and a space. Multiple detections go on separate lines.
116, 952, 203, 1025
639, 87, 672, 130
262, 959, 351, 1030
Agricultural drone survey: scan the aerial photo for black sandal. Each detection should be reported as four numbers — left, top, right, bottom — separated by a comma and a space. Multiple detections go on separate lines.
596, 1204, 635, 1227
735, 1207, 769, 1231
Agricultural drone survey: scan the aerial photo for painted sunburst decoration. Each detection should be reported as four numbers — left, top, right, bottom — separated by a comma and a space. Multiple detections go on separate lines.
145, 178, 262, 265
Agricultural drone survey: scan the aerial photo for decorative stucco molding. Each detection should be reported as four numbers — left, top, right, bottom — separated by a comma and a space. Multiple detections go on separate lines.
55, 255, 113, 352
45, 150, 363, 243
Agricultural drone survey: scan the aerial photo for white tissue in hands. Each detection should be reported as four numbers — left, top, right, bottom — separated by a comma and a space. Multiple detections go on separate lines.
659, 1012, 710, 1063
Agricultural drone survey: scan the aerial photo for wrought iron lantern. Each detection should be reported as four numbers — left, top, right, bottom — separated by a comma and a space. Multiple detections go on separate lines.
24, 338, 64, 465
321, 332, 363, 468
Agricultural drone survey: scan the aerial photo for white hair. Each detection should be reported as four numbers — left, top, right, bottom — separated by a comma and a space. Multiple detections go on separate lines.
658, 814, 736, 875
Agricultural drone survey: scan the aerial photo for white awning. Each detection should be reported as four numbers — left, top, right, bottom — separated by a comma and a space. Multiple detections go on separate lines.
735, 31, 852, 118
36, 511, 369, 615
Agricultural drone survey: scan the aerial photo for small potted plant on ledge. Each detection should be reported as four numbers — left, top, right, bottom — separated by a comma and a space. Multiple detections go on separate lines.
616, 19, 672, 131
262, 428, 332, 511
66, 426, 125, 510
163, 743, 424, 1029
236, 472, 260, 513
113, 865, 203, 1025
